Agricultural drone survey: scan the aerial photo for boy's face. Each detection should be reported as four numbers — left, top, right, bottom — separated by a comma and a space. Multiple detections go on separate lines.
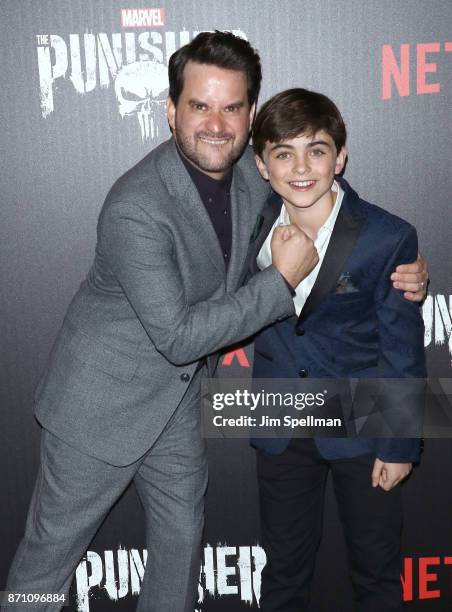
255, 131, 347, 210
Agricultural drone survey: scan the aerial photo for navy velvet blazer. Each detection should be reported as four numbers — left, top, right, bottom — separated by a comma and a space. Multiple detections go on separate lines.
250, 178, 426, 461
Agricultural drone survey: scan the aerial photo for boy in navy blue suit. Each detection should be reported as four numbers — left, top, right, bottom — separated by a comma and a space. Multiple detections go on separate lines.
250, 89, 426, 611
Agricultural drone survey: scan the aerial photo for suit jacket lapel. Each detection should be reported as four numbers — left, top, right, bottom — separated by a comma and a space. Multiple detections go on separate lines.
249, 179, 366, 325
156, 138, 226, 276
226, 168, 252, 291
182, 180, 226, 275
249, 192, 282, 276
297, 182, 365, 324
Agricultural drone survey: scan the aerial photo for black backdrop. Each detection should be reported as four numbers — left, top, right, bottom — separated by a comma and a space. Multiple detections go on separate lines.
1, 1, 452, 610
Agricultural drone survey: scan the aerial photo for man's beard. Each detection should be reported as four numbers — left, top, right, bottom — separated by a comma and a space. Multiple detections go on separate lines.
174, 126, 249, 175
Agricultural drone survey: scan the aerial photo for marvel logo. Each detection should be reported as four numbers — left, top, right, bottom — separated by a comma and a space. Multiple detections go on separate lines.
121, 8, 165, 28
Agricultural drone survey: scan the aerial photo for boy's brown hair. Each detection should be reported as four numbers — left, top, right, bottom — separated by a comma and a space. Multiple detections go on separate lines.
252, 88, 346, 157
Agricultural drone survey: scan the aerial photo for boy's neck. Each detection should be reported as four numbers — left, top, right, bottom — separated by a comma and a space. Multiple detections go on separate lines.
284, 188, 337, 240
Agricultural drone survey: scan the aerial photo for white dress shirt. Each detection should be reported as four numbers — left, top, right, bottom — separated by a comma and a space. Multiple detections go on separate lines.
257, 181, 344, 315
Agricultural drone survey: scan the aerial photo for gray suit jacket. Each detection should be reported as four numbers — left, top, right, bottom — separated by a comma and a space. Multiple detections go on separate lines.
34, 138, 295, 466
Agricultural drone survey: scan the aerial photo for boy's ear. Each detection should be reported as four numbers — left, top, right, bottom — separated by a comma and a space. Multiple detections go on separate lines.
255, 154, 269, 181
335, 146, 348, 175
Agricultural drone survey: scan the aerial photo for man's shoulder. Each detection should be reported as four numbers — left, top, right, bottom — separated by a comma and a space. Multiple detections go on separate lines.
235, 145, 271, 204
105, 138, 178, 205
236, 144, 258, 174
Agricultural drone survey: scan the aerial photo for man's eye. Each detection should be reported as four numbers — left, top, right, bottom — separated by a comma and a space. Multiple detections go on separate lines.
225, 105, 239, 113
191, 103, 207, 111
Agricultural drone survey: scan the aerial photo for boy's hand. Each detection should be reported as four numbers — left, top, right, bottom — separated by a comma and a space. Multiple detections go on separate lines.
390, 253, 428, 302
271, 224, 319, 289
371, 458, 412, 491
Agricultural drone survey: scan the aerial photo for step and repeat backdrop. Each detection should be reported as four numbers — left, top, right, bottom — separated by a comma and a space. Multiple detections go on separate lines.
1, 1, 451, 610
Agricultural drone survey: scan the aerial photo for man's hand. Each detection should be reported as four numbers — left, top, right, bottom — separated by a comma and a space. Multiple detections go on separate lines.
371, 458, 412, 491
390, 253, 428, 302
271, 224, 319, 289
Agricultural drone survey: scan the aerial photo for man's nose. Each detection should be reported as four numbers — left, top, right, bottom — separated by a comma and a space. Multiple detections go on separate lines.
205, 111, 226, 134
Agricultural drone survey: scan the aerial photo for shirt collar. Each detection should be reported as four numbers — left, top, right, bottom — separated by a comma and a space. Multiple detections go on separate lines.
322, 180, 344, 232
176, 144, 233, 198
280, 179, 344, 235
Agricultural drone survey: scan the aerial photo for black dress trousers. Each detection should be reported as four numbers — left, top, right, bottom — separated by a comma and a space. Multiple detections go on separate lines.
257, 438, 403, 612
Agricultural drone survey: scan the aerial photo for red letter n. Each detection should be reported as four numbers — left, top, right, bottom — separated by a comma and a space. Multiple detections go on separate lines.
401, 557, 413, 601
382, 44, 410, 99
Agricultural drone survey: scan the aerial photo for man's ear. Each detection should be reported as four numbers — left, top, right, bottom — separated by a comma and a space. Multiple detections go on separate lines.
166, 96, 176, 131
255, 154, 269, 181
335, 146, 348, 175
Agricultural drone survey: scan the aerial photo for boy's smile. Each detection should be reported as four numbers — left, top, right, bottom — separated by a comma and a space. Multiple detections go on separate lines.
256, 131, 347, 218
288, 179, 316, 192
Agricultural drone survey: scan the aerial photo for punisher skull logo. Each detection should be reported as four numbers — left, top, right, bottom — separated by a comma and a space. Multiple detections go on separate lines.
114, 60, 169, 140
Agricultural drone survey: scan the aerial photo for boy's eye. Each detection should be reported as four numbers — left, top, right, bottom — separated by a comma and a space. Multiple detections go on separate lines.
309, 149, 325, 157
275, 152, 291, 160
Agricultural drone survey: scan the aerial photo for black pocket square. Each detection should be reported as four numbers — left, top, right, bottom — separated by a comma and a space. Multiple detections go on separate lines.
335, 272, 360, 294
249, 214, 264, 243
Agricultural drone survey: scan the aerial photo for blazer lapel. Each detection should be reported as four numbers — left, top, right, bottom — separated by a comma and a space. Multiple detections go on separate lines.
226, 169, 251, 291
249, 192, 282, 276
156, 138, 225, 275
297, 183, 365, 324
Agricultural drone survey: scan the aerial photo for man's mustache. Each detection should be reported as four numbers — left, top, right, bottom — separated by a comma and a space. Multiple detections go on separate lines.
196, 131, 234, 141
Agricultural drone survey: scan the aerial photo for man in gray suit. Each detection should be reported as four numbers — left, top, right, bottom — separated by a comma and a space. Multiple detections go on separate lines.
4, 32, 427, 611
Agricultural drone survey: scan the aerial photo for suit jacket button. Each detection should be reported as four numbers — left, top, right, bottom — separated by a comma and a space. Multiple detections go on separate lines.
295, 326, 305, 336
298, 369, 308, 378
180, 373, 190, 383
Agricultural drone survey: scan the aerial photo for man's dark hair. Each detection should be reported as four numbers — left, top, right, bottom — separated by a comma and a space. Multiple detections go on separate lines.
253, 88, 347, 157
168, 31, 262, 107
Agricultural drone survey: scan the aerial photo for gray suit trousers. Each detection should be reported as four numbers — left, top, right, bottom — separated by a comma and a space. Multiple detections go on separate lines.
4, 371, 207, 612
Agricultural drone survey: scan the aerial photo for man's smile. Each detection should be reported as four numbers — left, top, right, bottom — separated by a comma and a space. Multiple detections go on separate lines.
198, 135, 232, 146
